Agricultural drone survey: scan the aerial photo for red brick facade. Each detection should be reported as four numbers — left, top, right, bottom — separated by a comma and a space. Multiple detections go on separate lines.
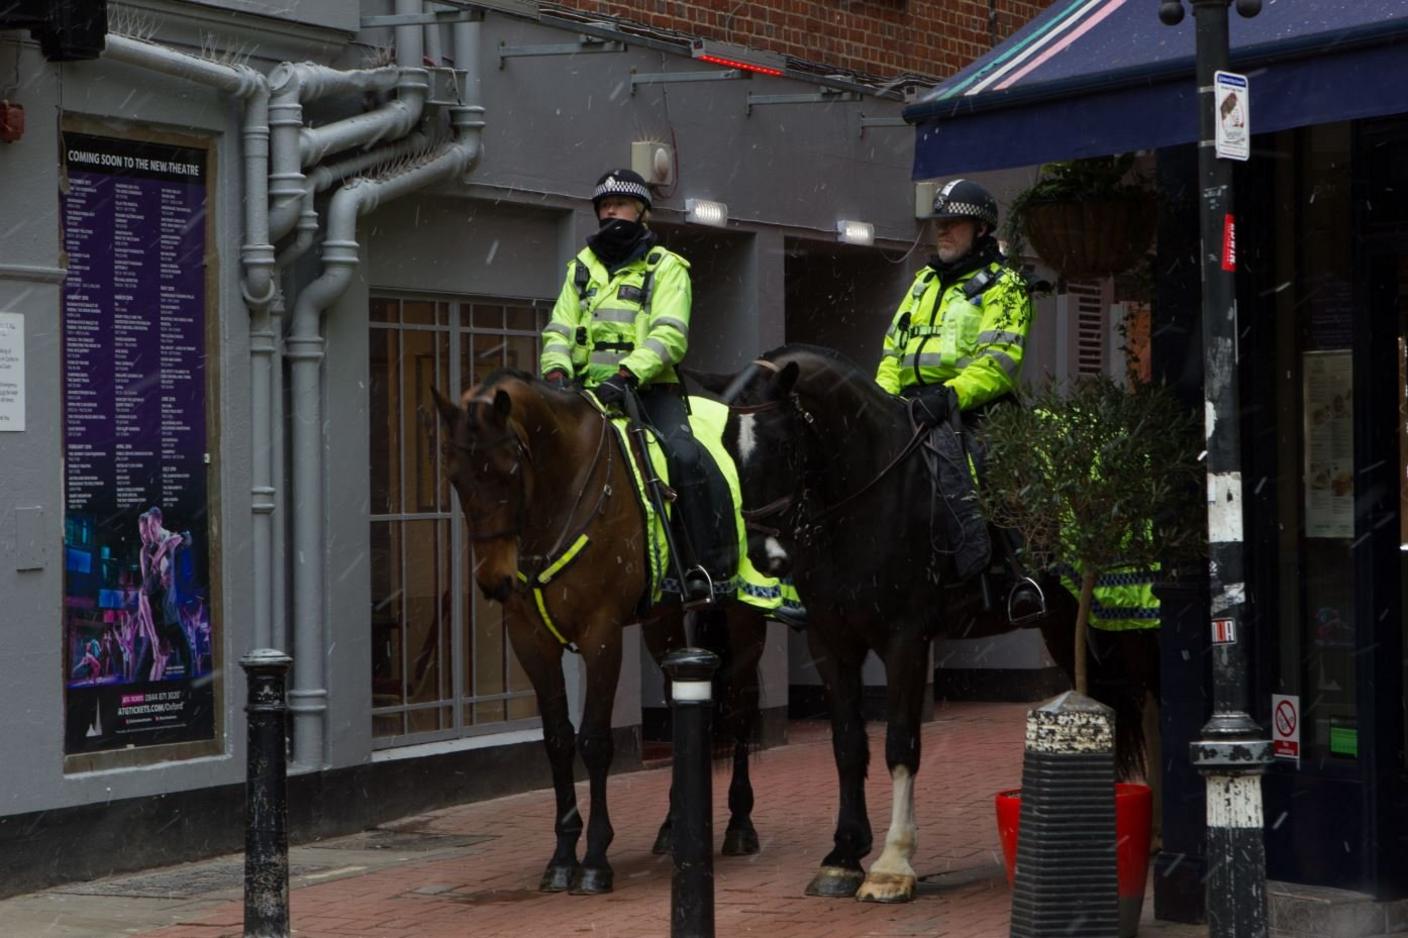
554, 0, 1052, 82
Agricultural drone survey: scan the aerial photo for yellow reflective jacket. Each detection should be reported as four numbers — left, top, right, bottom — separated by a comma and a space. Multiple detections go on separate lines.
541, 244, 692, 386
875, 260, 1032, 409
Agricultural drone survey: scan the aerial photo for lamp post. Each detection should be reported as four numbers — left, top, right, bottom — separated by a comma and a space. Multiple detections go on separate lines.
1157, 2, 1274, 935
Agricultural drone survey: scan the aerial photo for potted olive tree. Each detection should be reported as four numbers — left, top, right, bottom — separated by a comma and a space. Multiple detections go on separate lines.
1003, 154, 1158, 282
979, 375, 1202, 937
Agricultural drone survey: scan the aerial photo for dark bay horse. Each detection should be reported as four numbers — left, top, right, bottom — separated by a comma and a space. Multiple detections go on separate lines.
432, 370, 767, 895
694, 344, 1157, 903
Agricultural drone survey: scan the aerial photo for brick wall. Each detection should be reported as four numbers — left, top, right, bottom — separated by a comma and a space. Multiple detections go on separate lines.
552, 0, 1053, 82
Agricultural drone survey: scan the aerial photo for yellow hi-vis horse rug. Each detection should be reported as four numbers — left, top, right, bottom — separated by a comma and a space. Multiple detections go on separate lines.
587, 391, 782, 613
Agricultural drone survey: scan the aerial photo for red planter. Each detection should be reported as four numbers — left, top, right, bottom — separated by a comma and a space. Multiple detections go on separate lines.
995, 782, 1153, 938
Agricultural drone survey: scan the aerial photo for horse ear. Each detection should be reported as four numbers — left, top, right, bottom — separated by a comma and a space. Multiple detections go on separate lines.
430, 387, 462, 431
493, 388, 513, 420
773, 361, 800, 397
681, 366, 734, 396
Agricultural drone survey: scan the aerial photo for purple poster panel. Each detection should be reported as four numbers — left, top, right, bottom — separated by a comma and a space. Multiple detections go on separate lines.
62, 132, 215, 755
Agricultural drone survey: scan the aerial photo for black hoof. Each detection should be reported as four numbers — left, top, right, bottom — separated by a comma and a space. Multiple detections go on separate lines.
570, 865, 614, 895
652, 824, 673, 856
539, 862, 578, 892
722, 825, 759, 856
804, 866, 865, 898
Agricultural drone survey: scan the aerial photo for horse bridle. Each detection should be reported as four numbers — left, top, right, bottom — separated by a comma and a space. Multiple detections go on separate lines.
731, 362, 928, 545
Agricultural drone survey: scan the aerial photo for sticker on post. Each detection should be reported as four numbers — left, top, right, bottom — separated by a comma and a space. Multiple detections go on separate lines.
1214, 71, 1250, 161
1211, 617, 1236, 644
1271, 694, 1300, 763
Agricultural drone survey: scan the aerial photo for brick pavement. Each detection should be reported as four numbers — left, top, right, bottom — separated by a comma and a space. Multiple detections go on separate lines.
116, 701, 1200, 937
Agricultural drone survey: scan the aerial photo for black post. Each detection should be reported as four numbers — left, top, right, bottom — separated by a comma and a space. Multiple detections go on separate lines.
663, 647, 719, 938
242, 649, 292, 938
1158, 2, 1274, 936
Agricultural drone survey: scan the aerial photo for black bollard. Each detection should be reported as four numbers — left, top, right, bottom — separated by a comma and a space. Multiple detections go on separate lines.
663, 647, 720, 938
241, 649, 292, 938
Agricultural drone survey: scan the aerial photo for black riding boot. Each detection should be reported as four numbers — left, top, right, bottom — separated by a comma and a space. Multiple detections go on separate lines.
639, 386, 714, 603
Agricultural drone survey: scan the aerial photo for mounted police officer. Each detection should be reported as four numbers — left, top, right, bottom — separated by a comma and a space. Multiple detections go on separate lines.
875, 178, 1043, 622
540, 168, 711, 601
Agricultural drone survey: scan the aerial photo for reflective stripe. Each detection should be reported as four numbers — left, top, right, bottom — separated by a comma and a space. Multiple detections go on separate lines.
883, 348, 902, 360
544, 334, 573, 349
642, 338, 673, 365
653, 315, 688, 335
590, 350, 626, 365
978, 329, 1025, 347
544, 322, 574, 339
955, 356, 973, 368
910, 353, 944, 368
593, 306, 637, 324
981, 349, 1020, 377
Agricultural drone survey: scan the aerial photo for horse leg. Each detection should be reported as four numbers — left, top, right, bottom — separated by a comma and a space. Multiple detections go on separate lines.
721, 604, 765, 857
571, 620, 624, 895
805, 628, 872, 898
856, 633, 930, 903
642, 605, 688, 856
505, 620, 581, 893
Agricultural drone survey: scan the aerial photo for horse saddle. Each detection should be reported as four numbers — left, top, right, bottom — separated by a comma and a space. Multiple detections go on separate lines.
655, 399, 741, 596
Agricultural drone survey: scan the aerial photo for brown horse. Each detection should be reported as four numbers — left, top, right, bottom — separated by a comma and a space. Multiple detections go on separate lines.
432, 370, 767, 895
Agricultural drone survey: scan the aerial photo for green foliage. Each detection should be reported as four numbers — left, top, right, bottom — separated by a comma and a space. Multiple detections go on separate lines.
978, 375, 1203, 577
1001, 154, 1154, 261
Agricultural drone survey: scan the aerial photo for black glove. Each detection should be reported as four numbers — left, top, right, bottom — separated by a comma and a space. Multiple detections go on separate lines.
594, 371, 636, 409
544, 369, 571, 390
913, 385, 960, 428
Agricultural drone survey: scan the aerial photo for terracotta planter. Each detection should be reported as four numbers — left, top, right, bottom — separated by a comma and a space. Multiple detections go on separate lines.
995, 782, 1153, 938
1022, 197, 1156, 281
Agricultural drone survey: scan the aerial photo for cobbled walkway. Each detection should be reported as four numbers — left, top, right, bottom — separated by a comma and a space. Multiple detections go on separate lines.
3, 701, 1205, 937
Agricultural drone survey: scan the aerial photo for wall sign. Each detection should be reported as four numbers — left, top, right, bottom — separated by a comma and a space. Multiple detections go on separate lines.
0, 312, 23, 431
1271, 693, 1300, 764
60, 131, 216, 756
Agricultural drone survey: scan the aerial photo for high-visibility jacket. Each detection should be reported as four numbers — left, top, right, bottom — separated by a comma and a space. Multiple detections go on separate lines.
875, 261, 1032, 409
541, 245, 692, 386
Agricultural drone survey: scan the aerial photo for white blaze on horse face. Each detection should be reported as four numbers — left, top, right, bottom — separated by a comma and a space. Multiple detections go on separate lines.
736, 413, 758, 468
764, 536, 789, 568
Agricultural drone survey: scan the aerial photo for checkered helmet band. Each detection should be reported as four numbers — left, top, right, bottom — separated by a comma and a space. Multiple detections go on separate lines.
592, 170, 652, 211
931, 178, 998, 228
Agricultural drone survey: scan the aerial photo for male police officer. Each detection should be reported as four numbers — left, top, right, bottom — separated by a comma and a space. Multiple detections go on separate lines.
540, 169, 711, 600
875, 178, 1042, 621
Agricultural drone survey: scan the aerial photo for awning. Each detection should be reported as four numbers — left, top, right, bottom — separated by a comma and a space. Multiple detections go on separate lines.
903, 0, 1408, 178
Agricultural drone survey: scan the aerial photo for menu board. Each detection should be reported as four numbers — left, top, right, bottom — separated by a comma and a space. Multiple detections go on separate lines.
61, 132, 215, 755
1303, 350, 1354, 540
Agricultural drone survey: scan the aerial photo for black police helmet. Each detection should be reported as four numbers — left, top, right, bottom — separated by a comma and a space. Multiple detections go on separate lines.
930, 178, 998, 230
592, 169, 652, 213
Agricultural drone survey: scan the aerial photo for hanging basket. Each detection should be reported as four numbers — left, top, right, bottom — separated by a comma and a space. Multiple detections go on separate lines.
1022, 197, 1157, 281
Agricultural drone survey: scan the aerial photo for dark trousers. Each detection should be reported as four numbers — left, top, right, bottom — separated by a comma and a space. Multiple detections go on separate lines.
638, 385, 711, 568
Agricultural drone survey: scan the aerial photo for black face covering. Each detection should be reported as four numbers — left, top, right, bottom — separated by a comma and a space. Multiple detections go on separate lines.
588, 218, 655, 270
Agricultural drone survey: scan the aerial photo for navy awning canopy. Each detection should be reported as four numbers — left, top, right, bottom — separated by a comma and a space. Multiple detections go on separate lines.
904, 0, 1408, 178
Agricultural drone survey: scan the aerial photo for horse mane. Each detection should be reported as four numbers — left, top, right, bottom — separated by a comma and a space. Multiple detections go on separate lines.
760, 342, 904, 415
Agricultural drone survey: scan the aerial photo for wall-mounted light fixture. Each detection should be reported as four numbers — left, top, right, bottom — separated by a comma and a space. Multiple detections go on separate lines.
685, 199, 728, 228
690, 38, 785, 77
836, 220, 875, 246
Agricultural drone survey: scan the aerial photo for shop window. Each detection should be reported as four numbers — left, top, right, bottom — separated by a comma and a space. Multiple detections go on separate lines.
369, 295, 546, 745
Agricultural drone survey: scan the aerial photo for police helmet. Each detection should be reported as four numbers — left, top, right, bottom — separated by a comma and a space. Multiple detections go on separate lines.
592, 169, 652, 213
930, 178, 998, 230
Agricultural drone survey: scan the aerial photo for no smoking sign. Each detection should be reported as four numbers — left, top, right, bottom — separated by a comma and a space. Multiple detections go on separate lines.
1272, 694, 1300, 763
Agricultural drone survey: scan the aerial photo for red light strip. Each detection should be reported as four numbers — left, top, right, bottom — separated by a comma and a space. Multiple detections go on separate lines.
696, 53, 783, 77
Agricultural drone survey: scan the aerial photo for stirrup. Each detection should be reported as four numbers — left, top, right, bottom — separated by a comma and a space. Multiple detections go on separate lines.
1006, 576, 1046, 625
682, 566, 715, 608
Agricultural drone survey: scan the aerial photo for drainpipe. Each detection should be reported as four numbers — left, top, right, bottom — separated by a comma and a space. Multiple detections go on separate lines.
103, 34, 282, 649
286, 104, 483, 770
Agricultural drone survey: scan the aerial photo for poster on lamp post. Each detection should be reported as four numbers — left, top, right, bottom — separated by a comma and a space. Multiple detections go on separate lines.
60, 130, 218, 758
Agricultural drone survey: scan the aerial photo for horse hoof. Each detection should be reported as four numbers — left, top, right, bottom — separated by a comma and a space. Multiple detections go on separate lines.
652, 825, 673, 856
539, 863, 578, 892
856, 872, 916, 903
722, 826, 760, 856
570, 866, 614, 895
804, 866, 865, 898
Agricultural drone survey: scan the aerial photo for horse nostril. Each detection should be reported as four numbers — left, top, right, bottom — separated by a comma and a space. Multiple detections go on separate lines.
480, 576, 514, 603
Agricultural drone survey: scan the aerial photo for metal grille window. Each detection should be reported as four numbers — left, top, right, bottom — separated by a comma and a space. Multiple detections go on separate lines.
369, 294, 546, 746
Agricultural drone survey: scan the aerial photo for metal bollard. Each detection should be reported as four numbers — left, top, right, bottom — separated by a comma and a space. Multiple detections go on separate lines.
663, 647, 720, 938
242, 649, 292, 938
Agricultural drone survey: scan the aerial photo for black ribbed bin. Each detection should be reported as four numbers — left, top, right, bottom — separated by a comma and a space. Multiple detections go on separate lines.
1010, 692, 1119, 938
